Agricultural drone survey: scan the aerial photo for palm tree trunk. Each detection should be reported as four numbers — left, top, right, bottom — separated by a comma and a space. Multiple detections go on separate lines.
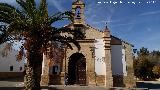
24, 49, 43, 90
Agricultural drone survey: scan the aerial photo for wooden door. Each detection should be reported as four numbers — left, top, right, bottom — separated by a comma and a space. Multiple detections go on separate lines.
76, 58, 86, 85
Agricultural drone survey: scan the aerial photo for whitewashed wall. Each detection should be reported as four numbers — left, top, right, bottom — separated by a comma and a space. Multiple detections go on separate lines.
94, 39, 106, 75
111, 45, 127, 75
0, 44, 25, 72
122, 48, 127, 76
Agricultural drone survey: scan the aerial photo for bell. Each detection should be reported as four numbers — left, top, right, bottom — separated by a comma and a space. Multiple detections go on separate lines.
76, 11, 81, 19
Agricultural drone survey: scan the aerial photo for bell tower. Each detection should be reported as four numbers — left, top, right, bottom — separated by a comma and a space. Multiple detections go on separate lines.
72, 0, 85, 25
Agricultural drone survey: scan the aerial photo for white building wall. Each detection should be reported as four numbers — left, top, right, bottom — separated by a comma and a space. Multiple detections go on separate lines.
0, 44, 25, 72
111, 45, 124, 75
122, 48, 127, 76
94, 39, 106, 75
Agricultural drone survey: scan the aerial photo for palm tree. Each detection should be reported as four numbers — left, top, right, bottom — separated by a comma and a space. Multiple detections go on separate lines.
0, 0, 83, 89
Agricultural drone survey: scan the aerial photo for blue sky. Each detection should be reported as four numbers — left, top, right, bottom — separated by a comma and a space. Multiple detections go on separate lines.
0, 0, 160, 51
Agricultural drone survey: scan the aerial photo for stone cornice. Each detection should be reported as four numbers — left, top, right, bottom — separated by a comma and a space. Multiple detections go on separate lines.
76, 39, 96, 43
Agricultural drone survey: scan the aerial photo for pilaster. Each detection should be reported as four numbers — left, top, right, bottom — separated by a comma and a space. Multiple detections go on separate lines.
103, 26, 113, 87
41, 54, 50, 86
88, 46, 96, 85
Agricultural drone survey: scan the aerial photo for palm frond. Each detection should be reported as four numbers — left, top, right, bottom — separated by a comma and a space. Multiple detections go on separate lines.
0, 43, 13, 57
0, 12, 13, 23
16, 46, 25, 61
0, 3, 26, 25
48, 11, 74, 25
16, 0, 36, 19
16, 0, 27, 11
39, 0, 47, 15
0, 3, 22, 16
0, 3, 17, 11
26, 0, 36, 10
62, 11, 74, 22
0, 25, 8, 44
52, 26, 85, 39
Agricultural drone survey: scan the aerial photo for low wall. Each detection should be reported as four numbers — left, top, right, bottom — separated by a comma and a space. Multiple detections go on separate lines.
136, 81, 160, 89
0, 72, 24, 80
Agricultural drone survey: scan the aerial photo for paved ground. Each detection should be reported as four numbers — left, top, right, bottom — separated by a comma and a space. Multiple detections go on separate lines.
1, 78, 159, 90
0, 81, 148, 90
0, 81, 119, 90
0, 85, 147, 90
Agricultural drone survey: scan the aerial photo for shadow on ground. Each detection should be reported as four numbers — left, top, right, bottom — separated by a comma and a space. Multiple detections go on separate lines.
136, 81, 160, 89
0, 86, 63, 90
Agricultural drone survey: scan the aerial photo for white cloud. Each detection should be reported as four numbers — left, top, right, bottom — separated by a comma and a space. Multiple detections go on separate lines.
147, 27, 152, 32
85, 1, 117, 30
139, 10, 160, 16
111, 22, 134, 27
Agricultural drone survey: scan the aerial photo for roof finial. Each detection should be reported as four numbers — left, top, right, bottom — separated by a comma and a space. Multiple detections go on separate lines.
105, 22, 108, 28
104, 21, 110, 32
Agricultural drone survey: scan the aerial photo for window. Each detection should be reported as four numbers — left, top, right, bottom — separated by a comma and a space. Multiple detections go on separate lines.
52, 66, 59, 74
10, 66, 13, 71
126, 66, 128, 71
20, 67, 22, 71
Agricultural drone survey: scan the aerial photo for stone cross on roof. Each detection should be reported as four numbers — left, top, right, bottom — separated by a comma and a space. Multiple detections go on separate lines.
106, 22, 108, 28
103, 22, 110, 32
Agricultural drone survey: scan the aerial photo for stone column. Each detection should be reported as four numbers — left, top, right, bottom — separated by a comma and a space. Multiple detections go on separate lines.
103, 26, 113, 87
122, 43, 136, 87
41, 54, 50, 86
60, 47, 67, 85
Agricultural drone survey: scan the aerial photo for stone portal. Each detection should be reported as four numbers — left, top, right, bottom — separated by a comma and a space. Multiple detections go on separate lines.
68, 53, 86, 85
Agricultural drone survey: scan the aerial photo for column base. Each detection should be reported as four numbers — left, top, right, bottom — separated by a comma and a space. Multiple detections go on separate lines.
105, 76, 113, 87
41, 74, 49, 86
60, 72, 65, 85
95, 75, 105, 86
88, 71, 96, 86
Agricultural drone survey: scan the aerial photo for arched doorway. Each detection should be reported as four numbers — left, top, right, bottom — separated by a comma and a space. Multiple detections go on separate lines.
68, 53, 86, 85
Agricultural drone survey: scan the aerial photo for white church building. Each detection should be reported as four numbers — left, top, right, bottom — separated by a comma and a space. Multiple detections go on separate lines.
0, 43, 25, 79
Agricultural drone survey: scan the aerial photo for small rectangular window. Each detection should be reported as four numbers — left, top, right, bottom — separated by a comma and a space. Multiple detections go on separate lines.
126, 66, 128, 71
20, 67, 22, 71
10, 66, 13, 71
52, 66, 58, 74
